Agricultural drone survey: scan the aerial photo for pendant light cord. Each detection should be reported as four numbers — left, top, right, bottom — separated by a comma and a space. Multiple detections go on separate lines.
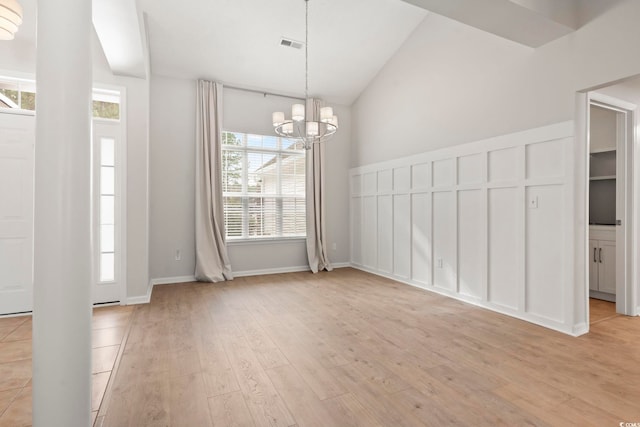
305, 0, 309, 102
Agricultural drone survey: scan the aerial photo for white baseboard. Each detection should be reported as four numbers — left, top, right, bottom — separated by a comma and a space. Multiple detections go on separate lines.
331, 262, 352, 269
350, 263, 577, 337
151, 275, 197, 286
233, 265, 310, 277
126, 281, 153, 305
572, 322, 589, 336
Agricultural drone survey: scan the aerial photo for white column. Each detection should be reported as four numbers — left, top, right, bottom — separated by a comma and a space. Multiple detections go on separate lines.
33, 0, 93, 425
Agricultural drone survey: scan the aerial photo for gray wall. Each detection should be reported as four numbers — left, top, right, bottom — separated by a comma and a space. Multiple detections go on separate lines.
350, 0, 640, 167
149, 76, 351, 280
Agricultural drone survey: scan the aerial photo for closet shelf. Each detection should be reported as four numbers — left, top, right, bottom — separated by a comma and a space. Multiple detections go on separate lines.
590, 175, 616, 181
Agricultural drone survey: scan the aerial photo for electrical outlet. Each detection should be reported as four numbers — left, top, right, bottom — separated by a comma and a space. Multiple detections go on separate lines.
175, 249, 181, 261
332, 243, 337, 251
437, 258, 443, 268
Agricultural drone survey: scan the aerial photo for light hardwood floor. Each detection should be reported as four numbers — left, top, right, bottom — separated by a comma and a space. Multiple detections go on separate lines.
1, 270, 638, 426
98, 268, 640, 427
589, 298, 619, 324
0, 305, 134, 427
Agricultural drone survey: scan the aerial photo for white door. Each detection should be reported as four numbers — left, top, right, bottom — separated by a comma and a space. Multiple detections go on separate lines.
0, 113, 35, 315
92, 121, 124, 304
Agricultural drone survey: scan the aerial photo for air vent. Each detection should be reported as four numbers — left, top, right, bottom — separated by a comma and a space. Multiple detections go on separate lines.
280, 37, 304, 50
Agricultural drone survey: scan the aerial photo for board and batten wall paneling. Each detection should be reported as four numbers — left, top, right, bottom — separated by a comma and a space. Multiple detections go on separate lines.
349, 121, 581, 335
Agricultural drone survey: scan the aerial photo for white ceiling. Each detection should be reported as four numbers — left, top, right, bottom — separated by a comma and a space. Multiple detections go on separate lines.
137, 0, 428, 105
10, 0, 618, 106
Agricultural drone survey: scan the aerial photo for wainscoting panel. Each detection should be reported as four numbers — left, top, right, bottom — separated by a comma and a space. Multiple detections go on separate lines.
411, 192, 431, 285
377, 195, 393, 274
362, 196, 377, 269
393, 194, 411, 279
488, 187, 520, 311
458, 189, 483, 300
350, 121, 578, 335
525, 184, 565, 322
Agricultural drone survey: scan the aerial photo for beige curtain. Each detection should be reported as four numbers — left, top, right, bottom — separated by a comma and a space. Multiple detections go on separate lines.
195, 80, 233, 282
306, 98, 333, 273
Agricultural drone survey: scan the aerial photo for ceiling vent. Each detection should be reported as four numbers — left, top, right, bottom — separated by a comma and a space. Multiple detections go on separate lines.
279, 37, 304, 50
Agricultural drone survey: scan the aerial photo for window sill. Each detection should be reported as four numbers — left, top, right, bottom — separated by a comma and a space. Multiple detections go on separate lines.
226, 237, 306, 246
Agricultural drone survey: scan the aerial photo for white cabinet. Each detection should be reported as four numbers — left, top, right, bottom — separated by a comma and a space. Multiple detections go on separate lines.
589, 226, 616, 297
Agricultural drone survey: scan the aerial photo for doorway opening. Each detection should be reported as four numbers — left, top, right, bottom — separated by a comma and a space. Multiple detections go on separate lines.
584, 88, 637, 326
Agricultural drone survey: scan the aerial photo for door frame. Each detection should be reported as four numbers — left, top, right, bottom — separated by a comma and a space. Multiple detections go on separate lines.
583, 92, 637, 321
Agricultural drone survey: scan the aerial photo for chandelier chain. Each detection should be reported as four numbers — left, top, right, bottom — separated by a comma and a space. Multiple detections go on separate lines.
305, 0, 309, 102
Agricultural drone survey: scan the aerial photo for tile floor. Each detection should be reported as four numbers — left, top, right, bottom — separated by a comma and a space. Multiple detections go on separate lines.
0, 305, 133, 427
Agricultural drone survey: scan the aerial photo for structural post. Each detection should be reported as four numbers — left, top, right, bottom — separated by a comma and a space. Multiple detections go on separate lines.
33, 0, 93, 425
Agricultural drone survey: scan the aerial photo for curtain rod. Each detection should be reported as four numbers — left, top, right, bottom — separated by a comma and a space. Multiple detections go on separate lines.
224, 84, 305, 101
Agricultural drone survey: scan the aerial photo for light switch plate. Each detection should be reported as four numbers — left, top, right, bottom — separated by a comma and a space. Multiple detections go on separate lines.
529, 196, 538, 209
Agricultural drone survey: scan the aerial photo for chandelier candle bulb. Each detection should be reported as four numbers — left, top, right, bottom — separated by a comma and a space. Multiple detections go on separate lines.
320, 107, 333, 122
0, 0, 23, 40
292, 104, 305, 121
272, 111, 285, 126
307, 121, 319, 136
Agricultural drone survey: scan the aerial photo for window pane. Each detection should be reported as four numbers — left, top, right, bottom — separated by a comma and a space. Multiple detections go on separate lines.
101, 138, 115, 166
100, 253, 115, 282
222, 150, 243, 193
101, 166, 115, 195
93, 100, 120, 119
101, 195, 115, 225
247, 134, 262, 148
0, 80, 19, 109
282, 197, 306, 236
248, 197, 277, 237
222, 132, 243, 146
247, 151, 276, 194
101, 224, 115, 252
223, 196, 243, 238
19, 91, 36, 111
263, 136, 278, 150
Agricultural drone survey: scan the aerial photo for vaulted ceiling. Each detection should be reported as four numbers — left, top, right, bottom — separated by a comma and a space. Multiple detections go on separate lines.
9, 0, 622, 106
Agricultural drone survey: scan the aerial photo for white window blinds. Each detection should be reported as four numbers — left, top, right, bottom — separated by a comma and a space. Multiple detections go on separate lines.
222, 131, 306, 240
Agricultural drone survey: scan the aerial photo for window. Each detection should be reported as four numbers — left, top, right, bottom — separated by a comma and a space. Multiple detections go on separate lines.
0, 79, 36, 111
99, 137, 116, 281
0, 76, 120, 119
222, 131, 306, 240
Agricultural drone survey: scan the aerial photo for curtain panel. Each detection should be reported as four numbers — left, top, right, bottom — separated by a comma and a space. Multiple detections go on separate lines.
195, 80, 233, 282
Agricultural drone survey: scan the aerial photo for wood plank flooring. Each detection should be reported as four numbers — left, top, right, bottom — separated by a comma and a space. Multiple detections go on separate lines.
0, 305, 134, 427
100, 268, 640, 426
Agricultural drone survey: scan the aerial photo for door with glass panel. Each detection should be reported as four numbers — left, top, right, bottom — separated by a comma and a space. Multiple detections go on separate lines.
92, 121, 123, 304
0, 112, 35, 315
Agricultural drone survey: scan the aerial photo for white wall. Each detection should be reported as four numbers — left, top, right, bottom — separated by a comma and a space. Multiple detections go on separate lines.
0, 31, 151, 301
351, 0, 640, 167
149, 76, 196, 280
351, 122, 580, 334
148, 78, 351, 280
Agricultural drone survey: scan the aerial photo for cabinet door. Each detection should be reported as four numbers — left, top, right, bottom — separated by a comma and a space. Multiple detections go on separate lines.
589, 240, 599, 291
598, 240, 616, 294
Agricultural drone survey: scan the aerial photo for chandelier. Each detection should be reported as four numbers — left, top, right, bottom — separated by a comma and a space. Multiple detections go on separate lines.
0, 0, 23, 40
272, 0, 338, 150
